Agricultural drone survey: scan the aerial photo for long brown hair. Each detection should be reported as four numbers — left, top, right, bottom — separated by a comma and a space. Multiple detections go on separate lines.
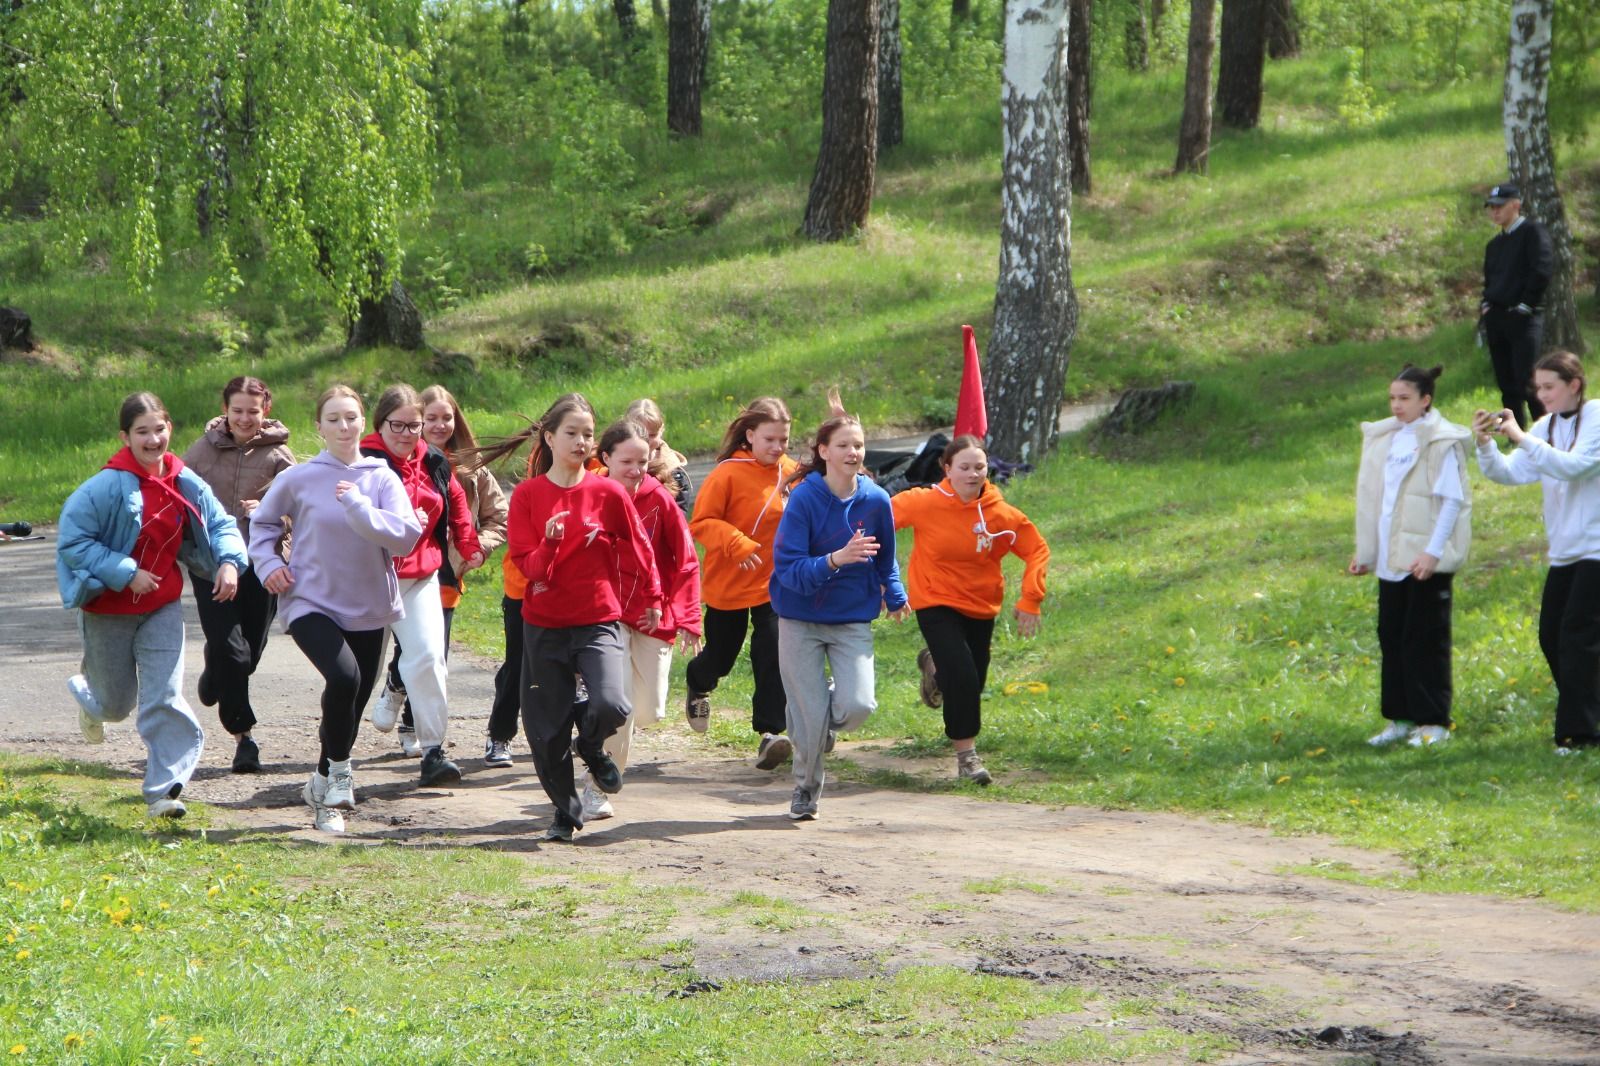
466, 393, 595, 477
716, 397, 792, 462
787, 387, 861, 489
419, 383, 479, 460
1537, 350, 1586, 449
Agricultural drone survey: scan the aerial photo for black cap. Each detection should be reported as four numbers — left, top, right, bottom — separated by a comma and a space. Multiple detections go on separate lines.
1485, 183, 1520, 205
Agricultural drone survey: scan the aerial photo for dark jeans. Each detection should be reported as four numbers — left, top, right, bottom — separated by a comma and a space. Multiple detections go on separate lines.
389, 606, 454, 730
1539, 561, 1600, 747
916, 606, 996, 741
1484, 306, 1545, 428
684, 602, 787, 735
521, 622, 631, 827
288, 613, 385, 775
1376, 574, 1454, 728
489, 596, 525, 742
192, 566, 276, 736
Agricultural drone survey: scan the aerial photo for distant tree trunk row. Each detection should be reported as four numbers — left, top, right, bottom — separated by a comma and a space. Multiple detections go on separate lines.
1068, 0, 1092, 193
667, 0, 709, 135
802, 0, 880, 240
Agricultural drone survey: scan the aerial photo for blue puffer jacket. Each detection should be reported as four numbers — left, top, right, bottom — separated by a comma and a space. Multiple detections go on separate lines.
56, 465, 248, 610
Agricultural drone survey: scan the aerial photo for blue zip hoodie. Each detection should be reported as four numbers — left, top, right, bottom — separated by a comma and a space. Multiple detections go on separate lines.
770, 471, 906, 624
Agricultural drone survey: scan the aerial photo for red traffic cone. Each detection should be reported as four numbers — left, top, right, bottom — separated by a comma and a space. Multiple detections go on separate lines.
954, 325, 988, 440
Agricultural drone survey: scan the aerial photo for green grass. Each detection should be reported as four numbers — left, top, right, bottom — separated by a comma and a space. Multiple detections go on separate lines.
0, 757, 1226, 1063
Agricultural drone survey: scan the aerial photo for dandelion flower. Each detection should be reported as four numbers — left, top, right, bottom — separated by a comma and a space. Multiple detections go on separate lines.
1287, 640, 1300, 649
1275, 775, 1291, 784
187, 1036, 203, 1049
341, 1006, 358, 1016
59, 899, 73, 912
1173, 677, 1186, 687
8, 1044, 24, 1056
1305, 747, 1327, 758
15, 949, 31, 961
157, 1016, 174, 1025
1164, 646, 1175, 656
205, 886, 220, 899
63, 1035, 82, 1049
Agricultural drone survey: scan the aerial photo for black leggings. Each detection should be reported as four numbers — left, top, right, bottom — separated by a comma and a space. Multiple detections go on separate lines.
684, 602, 787, 735
193, 566, 277, 735
916, 606, 996, 741
1376, 574, 1453, 728
489, 596, 525, 742
289, 613, 385, 775
1540, 561, 1600, 747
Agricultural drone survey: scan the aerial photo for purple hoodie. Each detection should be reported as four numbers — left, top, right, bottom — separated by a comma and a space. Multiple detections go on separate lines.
248, 451, 423, 632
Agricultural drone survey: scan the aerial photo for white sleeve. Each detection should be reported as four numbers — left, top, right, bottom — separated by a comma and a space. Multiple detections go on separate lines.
1516, 413, 1600, 481
1423, 449, 1465, 559
1477, 438, 1539, 485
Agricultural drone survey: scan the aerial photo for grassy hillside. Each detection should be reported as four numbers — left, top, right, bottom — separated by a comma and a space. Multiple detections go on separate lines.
4, 31, 1600, 910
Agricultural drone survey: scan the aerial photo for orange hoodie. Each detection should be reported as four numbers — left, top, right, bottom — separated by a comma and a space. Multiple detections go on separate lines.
892, 478, 1049, 618
690, 450, 798, 610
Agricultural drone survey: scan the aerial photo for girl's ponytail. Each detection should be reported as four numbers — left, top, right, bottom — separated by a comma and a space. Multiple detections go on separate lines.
461, 393, 594, 478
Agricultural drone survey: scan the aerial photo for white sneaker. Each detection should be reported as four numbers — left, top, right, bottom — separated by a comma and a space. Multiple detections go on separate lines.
302, 771, 344, 833
146, 797, 186, 819
580, 781, 615, 821
370, 685, 403, 733
1367, 720, 1414, 747
323, 765, 356, 810
1407, 724, 1451, 747
399, 728, 422, 757
67, 674, 104, 744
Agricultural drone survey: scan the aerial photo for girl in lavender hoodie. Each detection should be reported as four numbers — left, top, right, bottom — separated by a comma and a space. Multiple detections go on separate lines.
248, 385, 422, 832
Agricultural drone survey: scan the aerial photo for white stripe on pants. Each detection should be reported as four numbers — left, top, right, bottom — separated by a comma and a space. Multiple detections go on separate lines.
390, 574, 450, 749
777, 618, 876, 799
602, 628, 672, 772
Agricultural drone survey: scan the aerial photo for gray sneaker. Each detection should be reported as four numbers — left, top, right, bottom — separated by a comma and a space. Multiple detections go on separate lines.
916, 648, 943, 709
788, 786, 817, 821
483, 737, 514, 768
755, 733, 793, 770
956, 748, 992, 785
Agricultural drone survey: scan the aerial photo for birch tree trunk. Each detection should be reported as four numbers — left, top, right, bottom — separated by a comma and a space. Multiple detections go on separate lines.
667, 0, 709, 136
986, 0, 1078, 464
878, 0, 903, 149
1504, 0, 1583, 354
802, 0, 880, 240
1173, 0, 1215, 173
1068, 0, 1092, 193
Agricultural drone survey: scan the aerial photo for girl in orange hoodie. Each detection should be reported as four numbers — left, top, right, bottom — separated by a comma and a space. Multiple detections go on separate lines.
686, 397, 798, 769
892, 435, 1050, 784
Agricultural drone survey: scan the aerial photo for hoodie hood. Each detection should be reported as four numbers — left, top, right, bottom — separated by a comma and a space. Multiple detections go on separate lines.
204, 414, 291, 450
105, 448, 201, 523
309, 450, 392, 473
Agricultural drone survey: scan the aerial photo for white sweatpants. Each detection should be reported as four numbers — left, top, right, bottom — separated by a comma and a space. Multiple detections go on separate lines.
600, 628, 672, 773
390, 574, 450, 750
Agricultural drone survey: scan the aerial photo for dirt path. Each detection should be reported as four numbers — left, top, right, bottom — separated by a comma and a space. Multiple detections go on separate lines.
4, 535, 1599, 1065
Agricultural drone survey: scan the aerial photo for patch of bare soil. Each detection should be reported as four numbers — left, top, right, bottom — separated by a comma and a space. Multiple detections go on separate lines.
5, 536, 1600, 1063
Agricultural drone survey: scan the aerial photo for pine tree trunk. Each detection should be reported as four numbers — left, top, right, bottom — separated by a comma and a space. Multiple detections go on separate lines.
612, 0, 638, 39
987, 0, 1079, 465
348, 279, 425, 351
878, 0, 903, 150
802, 0, 880, 241
1124, 0, 1150, 72
1504, 0, 1583, 354
667, 0, 709, 136
1265, 0, 1299, 58
1215, 0, 1265, 129
951, 0, 971, 23
651, 0, 664, 21
1068, 0, 1092, 194
1150, 0, 1166, 42
1173, 0, 1215, 173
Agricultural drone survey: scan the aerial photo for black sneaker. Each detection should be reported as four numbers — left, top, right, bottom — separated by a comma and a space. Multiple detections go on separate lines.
755, 733, 793, 770
197, 669, 217, 708
419, 746, 462, 787
543, 811, 578, 842
685, 690, 711, 733
582, 750, 623, 794
231, 734, 262, 774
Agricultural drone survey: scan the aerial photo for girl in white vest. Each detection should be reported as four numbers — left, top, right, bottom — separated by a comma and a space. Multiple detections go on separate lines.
1474, 350, 1600, 753
1349, 365, 1472, 748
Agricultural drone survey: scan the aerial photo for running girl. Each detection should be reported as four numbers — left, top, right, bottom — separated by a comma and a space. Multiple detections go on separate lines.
58, 392, 248, 818
360, 383, 485, 786
892, 434, 1050, 784
181, 375, 296, 773
1474, 351, 1600, 752
771, 390, 908, 821
1349, 365, 1472, 748
488, 393, 662, 841
626, 397, 693, 508
686, 397, 797, 768
249, 385, 422, 832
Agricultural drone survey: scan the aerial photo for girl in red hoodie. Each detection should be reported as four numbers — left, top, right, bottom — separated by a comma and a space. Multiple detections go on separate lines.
359, 383, 484, 787
485, 393, 662, 841
58, 392, 248, 818
891, 435, 1050, 785
579, 419, 702, 820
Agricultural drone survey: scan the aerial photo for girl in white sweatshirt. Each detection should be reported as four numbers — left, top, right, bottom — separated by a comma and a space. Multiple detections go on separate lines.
1349, 365, 1472, 748
1474, 350, 1600, 753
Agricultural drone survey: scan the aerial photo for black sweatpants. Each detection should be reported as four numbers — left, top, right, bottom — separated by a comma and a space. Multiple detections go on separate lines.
489, 595, 525, 743
193, 566, 277, 736
288, 613, 385, 775
684, 602, 787, 735
1376, 574, 1454, 728
1539, 561, 1600, 748
1484, 306, 1545, 428
390, 606, 455, 730
522, 621, 631, 827
916, 606, 996, 741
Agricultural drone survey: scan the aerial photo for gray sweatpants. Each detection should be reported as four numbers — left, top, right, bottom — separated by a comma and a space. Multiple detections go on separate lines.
778, 618, 876, 799
76, 599, 204, 804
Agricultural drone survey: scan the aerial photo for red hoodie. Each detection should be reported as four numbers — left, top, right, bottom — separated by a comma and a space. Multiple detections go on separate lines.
618, 474, 701, 642
361, 433, 481, 581
87, 449, 199, 615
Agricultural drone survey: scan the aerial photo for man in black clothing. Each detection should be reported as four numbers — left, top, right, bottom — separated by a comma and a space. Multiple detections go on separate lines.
1480, 182, 1554, 427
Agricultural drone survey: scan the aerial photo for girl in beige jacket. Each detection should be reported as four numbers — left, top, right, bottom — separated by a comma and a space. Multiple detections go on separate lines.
1348, 365, 1472, 748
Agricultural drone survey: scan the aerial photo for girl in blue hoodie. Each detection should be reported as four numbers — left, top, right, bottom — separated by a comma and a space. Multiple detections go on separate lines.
770, 389, 909, 821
